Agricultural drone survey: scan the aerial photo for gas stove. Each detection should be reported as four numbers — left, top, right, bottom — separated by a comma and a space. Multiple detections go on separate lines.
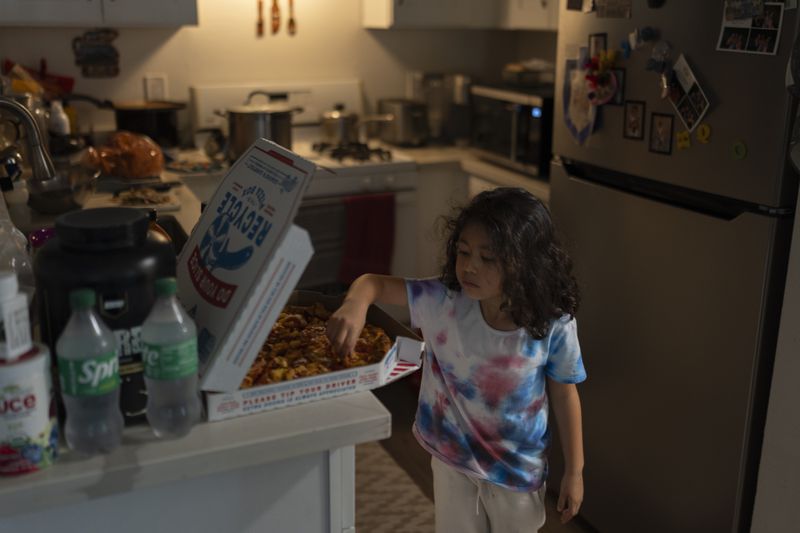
311, 142, 392, 163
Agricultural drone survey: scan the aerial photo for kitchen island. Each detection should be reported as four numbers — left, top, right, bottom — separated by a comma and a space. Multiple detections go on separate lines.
0, 391, 390, 533
0, 164, 395, 533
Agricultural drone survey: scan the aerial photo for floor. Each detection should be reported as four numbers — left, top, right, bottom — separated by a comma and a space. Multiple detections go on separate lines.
371, 377, 598, 533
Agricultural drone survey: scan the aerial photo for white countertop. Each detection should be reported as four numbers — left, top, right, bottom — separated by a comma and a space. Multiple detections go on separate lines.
0, 391, 390, 518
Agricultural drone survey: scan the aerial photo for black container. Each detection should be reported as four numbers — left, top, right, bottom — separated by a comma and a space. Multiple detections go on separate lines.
34, 207, 176, 425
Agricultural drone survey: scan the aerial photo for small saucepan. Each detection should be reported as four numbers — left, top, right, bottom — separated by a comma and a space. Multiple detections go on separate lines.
319, 103, 394, 145
65, 94, 186, 148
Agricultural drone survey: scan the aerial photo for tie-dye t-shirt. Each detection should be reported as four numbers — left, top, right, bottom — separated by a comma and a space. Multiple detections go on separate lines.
406, 278, 586, 492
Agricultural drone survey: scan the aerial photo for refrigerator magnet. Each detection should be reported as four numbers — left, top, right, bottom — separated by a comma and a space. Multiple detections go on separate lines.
668, 55, 710, 133
588, 33, 608, 57
623, 100, 646, 140
717, 2, 784, 55
649, 113, 674, 155
733, 140, 748, 159
676, 130, 691, 150
609, 68, 626, 105
696, 124, 712, 144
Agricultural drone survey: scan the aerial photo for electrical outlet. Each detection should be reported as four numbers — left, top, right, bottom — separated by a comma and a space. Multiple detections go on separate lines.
143, 74, 168, 101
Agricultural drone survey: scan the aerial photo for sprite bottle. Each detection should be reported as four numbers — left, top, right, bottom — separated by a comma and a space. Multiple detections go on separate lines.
56, 288, 124, 455
142, 277, 201, 438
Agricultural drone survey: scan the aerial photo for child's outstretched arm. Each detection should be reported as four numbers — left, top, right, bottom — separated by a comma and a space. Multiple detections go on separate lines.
326, 274, 408, 355
547, 378, 585, 524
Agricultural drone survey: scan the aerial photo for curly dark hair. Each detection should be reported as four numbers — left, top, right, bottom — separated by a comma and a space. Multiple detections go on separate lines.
440, 187, 579, 339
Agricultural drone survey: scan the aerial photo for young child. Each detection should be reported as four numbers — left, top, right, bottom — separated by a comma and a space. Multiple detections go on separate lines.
327, 187, 586, 532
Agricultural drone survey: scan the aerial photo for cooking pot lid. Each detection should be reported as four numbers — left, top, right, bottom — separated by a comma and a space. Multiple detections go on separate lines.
228, 103, 294, 114
321, 105, 358, 121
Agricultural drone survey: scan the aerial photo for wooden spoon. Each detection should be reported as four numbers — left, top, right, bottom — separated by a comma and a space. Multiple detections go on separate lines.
287, 0, 297, 36
271, 0, 280, 34
256, 0, 264, 37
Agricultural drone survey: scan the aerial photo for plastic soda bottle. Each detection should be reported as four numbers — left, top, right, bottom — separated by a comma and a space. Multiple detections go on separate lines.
142, 277, 201, 438
56, 288, 124, 455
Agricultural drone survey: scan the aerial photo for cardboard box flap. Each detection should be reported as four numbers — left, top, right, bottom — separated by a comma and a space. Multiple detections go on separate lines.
177, 139, 317, 392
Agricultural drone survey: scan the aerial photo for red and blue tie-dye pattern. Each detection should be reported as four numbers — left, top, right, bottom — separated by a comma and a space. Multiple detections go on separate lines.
406, 278, 586, 492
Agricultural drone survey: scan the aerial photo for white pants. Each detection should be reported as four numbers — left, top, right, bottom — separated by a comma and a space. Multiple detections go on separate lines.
432, 457, 547, 533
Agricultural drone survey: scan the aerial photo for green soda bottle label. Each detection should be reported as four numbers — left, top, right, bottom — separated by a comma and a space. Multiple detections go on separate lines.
57, 352, 120, 396
143, 338, 198, 380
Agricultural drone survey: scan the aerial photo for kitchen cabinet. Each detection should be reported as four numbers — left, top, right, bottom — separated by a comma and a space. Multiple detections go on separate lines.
499, 0, 558, 31
462, 158, 550, 204
0, 0, 197, 27
0, 392, 388, 533
362, 0, 557, 30
363, 0, 499, 29
415, 162, 468, 277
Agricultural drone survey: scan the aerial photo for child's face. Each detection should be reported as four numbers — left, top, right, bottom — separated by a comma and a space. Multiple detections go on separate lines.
455, 222, 504, 303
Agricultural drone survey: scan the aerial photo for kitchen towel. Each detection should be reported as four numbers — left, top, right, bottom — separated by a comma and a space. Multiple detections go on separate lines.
338, 192, 395, 284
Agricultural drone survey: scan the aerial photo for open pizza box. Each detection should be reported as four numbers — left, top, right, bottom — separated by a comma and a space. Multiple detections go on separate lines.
204, 291, 423, 421
175, 138, 423, 422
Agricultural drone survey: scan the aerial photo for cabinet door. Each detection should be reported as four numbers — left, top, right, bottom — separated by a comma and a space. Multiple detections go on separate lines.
0, 0, 103, 26
102, 0, 198, 26
416, 165, 468, 277
364, 0, 499, 29
501, 0, 558, 30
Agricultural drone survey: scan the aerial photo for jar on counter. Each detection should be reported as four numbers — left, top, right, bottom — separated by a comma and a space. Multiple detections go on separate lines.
33, 207, 176, 425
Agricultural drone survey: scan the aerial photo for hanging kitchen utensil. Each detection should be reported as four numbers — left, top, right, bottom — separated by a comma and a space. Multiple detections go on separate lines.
288, 0, 297, 35
271, 0, 280, 34
257, 0, 264, 37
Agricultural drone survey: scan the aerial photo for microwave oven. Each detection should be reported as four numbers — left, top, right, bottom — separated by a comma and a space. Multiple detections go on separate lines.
470, 85, 554, 177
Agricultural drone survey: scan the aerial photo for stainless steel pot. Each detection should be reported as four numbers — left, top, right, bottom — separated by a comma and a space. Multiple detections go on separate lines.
319, 103, 393, 145
378, 99, 429, 147
216, 91, 303, 161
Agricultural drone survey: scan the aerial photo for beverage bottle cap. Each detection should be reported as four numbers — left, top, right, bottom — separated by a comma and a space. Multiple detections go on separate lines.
69, 288, 96, 310
155, 277, 177, 297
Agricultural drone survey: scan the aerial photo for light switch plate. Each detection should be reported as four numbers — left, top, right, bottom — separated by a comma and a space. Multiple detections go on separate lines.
144, 74, 168, 101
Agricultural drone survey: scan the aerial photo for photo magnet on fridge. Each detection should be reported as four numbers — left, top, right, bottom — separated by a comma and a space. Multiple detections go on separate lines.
623, 100, 646, 140
588, 33, 608, 57
668, 55, 711, 132
649, 113, 674, 154
717, 2, 784, 55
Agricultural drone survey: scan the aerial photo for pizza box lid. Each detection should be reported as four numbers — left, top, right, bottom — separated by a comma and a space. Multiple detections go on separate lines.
176, 138, 318, 392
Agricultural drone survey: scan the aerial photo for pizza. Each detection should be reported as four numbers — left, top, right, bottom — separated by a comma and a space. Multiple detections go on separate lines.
240, 302, 392, 389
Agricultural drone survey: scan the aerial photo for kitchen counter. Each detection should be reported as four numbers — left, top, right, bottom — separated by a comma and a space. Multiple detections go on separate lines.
0, 391, 390, 533
4, 168, 204, 239
394, 144, 551, 203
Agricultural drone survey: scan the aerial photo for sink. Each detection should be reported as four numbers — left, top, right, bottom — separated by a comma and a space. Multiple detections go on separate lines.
156, 214, 188, 256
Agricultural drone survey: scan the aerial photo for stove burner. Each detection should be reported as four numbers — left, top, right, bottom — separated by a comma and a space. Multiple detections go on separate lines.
312, 142, 392, 162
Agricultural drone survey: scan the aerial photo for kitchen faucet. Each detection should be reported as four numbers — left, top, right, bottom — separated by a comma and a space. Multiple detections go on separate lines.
0, 95, 88, 214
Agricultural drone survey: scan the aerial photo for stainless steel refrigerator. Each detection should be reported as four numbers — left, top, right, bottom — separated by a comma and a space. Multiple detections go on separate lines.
549, 3, 798, 532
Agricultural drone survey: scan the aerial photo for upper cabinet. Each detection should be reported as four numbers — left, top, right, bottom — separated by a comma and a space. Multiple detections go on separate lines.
0, 0, 198, 27
362, 0, 557, 31
363, 0, 497, 29
499, 0, 558, 31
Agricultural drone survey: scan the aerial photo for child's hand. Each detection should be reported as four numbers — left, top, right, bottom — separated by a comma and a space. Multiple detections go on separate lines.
556, 471, 583, 524
326, 299, 368, 355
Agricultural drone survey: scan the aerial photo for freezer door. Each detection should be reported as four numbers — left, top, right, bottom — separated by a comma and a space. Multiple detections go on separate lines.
553, 2, 798, 207
549, 162, 784, 532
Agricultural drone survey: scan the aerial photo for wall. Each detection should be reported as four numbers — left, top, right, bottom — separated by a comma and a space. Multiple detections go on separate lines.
0, 0, 543, 138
